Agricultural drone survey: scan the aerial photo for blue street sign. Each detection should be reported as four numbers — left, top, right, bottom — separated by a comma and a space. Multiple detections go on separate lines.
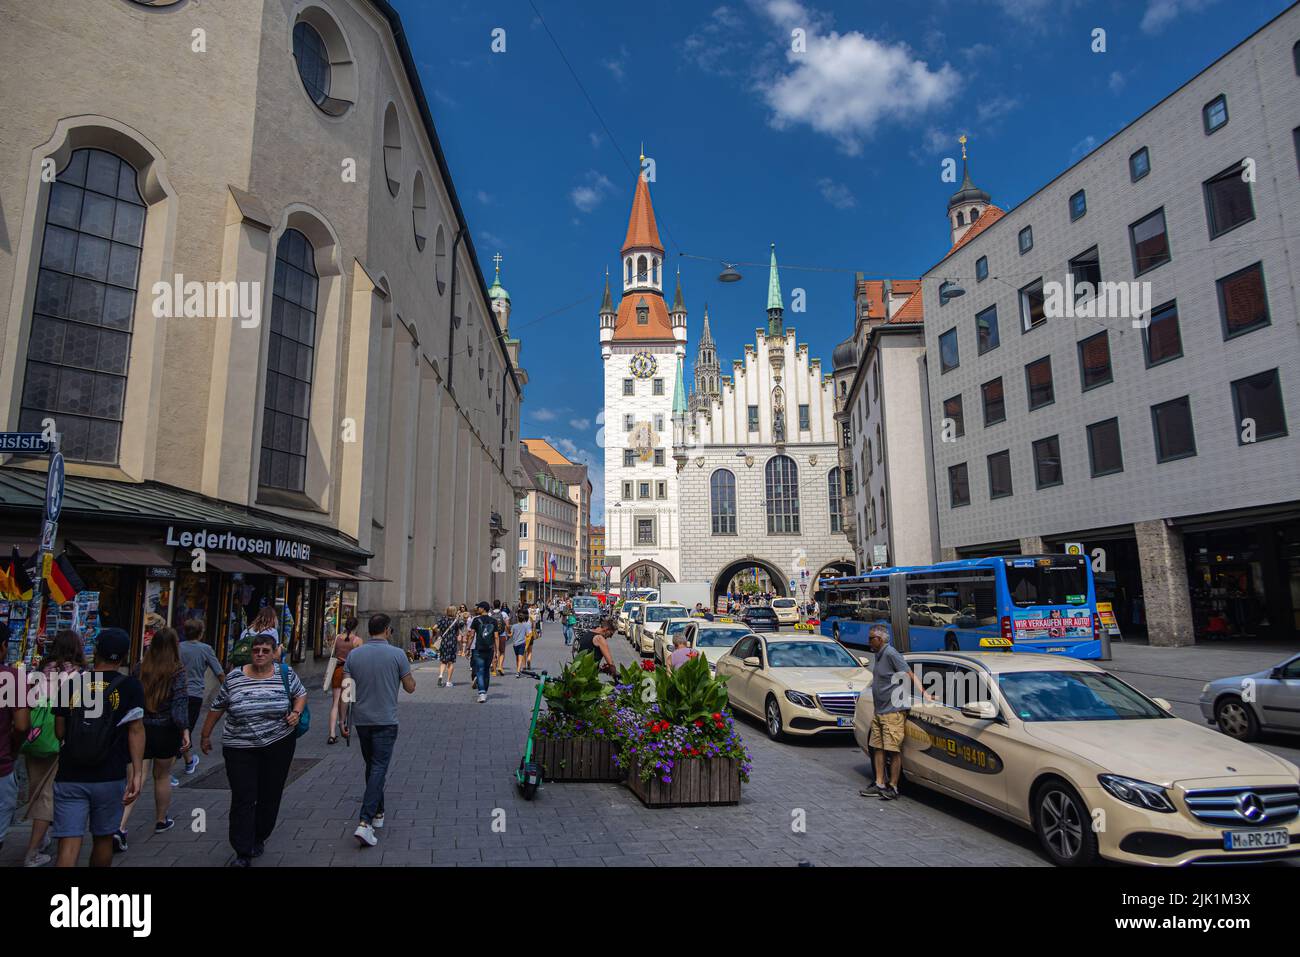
0, 432, 50, 453
788, 579, 796, 590
45, 452, 65, 522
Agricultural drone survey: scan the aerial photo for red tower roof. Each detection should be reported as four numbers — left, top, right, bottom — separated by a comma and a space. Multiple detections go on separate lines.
622, 173, 663, 253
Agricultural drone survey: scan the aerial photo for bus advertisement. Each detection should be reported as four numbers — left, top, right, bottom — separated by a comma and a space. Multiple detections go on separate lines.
816, 555, 1105, 660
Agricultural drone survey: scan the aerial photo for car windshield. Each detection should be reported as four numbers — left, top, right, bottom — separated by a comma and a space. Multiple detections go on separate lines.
746, 608, 775, 618
645, 606, 677, 622
665, 620, 691, 635
1003, 559, 1089, 608
628, 605, 644, 621
998, 671, 1169, 721
766, 641, 860, 668
772, 599, 795, 608
573, 598, 599, 610
694, 627, 752, 648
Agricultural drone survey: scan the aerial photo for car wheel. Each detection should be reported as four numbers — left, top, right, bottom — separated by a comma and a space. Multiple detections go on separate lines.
1215, 696, 1259, 741
764, 695, 785, 741
944, 634, 959, 651
1033, 780, 1098, 866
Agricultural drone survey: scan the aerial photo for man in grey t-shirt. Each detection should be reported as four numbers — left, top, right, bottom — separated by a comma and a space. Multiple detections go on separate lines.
345, 613, 415, 847
861, 625, 931, 802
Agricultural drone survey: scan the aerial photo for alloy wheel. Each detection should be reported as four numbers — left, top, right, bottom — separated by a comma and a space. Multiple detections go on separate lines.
765, 697, 784, 740
1039, 788, 1084, 862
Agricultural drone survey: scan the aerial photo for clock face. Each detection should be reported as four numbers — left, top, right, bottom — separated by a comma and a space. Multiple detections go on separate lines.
630, 352, 658, 379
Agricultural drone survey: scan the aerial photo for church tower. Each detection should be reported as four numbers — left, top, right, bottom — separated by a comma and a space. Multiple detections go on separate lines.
599, 157, 685, 590
689, 304, 720, 415
948, 135, 991, 246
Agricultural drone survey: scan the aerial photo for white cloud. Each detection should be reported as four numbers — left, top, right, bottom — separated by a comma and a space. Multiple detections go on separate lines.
569, 170, 615, 213
530, 407, 561, 422
475, 190, 493, 205
920, 126, 968, 156
758, 25, 959, 155
478, 230, 505, 250
960, 42, 995, 62
977, 95, 1020, 124
588, 131, 601, 149
604, 44, 630, 82
1142, 0, 1218, 34
680, 5, 751, 77
1070, 135, 1098, 160
569, 417, 592, 430
817, 177, 857, 209
1108, 70, 1126, 93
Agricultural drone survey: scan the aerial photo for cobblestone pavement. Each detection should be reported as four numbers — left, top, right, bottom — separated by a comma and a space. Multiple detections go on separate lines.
6, 622, 1294, 868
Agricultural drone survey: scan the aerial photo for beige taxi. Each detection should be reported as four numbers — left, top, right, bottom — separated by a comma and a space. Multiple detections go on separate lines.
635, 602, 688, 656
658, 620, 757, 671
852, 651, 1300, 866
715, 633, 870, 741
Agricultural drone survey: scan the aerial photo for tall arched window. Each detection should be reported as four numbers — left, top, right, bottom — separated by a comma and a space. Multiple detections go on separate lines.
956, 210, 965, 226
20, 148, 146, 464
625, 257, 631, 284
765, 454, 800, 534
653, 257, 660, 285
637, 255, 647, 283
261, 228, 319, 492
710, 469, 736, 535
827, 467, 843, 533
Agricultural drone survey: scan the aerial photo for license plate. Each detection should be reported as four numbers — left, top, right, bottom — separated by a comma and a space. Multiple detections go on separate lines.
836, 717, 852, 727
1223, 827, 1289, 850
979, 638, 1012, 648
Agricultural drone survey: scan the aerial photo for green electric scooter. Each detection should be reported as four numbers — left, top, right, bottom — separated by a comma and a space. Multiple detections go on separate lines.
516, 669, 553, 800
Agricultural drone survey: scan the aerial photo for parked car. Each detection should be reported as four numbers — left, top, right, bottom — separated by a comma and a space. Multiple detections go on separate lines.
618, 600, 645, 638
771, 597, 800, 625
636, 603, 689, 656
852, 651, 1300, 866
661, 621, 756, 671
652, 617, 698, 666
739, 605, 780, 633
1200, 652, 1300, 741
715, 634, 870, 740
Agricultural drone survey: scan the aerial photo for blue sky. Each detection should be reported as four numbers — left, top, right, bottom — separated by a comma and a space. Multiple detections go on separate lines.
403, 0, 1292, 522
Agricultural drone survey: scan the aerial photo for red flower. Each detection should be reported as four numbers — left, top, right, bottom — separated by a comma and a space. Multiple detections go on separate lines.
694, 719, 704, 728
711, 712, 722, 720
640, 660, 656, 672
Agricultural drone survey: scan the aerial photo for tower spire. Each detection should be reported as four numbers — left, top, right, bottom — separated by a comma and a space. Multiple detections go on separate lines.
671, 266, 685, 312
600, 266, 613, 314
766, 243, 784, 337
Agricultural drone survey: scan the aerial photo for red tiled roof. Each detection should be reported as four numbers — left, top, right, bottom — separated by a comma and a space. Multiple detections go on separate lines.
522, 439, 574, 466
943, 205, 1005, 259
613, 293, 674, 341
854, 278, 923, 323
622, 173, 663, 253
890, 287, 924, 323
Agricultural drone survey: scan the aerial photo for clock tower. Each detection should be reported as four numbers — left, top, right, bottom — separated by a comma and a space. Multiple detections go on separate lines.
600, 157, 685, 590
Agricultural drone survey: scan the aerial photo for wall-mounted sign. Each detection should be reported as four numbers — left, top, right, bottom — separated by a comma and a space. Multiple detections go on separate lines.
0, 432, 51, 453
1064, 542, 1084, 556
164, 526, 312, 562
146, 566, 177, 580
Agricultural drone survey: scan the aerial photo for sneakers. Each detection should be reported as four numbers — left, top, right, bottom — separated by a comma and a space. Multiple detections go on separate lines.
185, 754, 200, 775
373, 813, 385, 830
859, 782, 883, 797
23, 851, 52, 868
112, 829, 128, 853
878, 786, 900, 801
154, 818, 176, 834
514, 671, 521, 679
477, 692, 486, 704
354, 823, 377, 847
445, 681, 453, 688
437, 675, 445, 687
169, 776, 180, 788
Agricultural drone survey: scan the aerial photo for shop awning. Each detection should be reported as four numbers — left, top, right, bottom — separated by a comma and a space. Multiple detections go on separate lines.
73, 540, 177, 566
259, 559, 314, 579
302, 563, 362, 581
204, 553, 271, 575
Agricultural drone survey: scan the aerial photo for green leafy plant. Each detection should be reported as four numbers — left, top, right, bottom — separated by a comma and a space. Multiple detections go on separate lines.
651, 652, 730, 726
541, 651, 607, 720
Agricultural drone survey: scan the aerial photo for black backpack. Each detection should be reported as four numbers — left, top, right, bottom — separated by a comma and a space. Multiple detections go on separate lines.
62, 673, 129, 768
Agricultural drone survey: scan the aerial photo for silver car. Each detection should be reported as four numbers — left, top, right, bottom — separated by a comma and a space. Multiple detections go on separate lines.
1199, 652, 1300, 741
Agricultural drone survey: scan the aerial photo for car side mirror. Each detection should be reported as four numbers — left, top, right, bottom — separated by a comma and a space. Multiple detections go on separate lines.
743, 656, 761, 668
1152, 697, 1174, 712
856, 654, 872, 667
959, 701, 998, 720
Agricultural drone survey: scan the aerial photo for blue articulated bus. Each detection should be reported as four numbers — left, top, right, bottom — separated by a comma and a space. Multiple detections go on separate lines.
817, 555, 1105, 659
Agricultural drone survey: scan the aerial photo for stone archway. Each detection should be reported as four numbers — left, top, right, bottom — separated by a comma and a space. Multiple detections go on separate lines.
711, 556, 790, 609
811, 561, 856, 603
621, 560, 676, 591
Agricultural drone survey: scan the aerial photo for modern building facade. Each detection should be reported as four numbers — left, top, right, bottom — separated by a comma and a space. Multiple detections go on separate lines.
517, 445, 579, 601
0, 0, 524, 663
674, 247, 854, 606
921, 5, 1300, 647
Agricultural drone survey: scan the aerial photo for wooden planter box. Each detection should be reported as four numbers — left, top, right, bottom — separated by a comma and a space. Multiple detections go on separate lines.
626, 757, 742, 807
536, 736, 623, 782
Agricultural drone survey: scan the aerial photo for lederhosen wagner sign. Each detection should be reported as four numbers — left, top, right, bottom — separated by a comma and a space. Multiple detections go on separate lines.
164, 526, 312, 562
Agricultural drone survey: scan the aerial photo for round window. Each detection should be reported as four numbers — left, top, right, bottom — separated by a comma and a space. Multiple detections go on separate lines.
292, 21, 331, 107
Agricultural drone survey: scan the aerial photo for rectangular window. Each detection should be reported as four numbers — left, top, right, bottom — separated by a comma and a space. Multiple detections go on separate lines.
1019, 278, 1045, 331
747, 405, 759, 431
844, 465, 854, 495
948, 463, 970, 507
656, 480, 668, 499
654, 414, 664, 432
1144, 299, 1183, 366
1204, 163, 1255, 239
866, 438, 873, 475
943, 395, 964, 438
798, 404, 810, 431
652, 377, 664, 396
975, 256, 988, 282
1231, 369, 1287, 444
987, 450, 1013, 499
1077, 331, 1113, 391
1130, 208, 1171, 275
519, 522, 528, 538
1203, 94, 1228, 134
637, 519, 655, 545
939, 328, 960, 373
520, 550, 527, 567
623, 449, 635, 467
624, 413, 634, 431
622, 481, 632, 500
876, 424, 882, 462
1069, 189, 1087, 221
638, 481, 650, 499
622, 378, 634, 396
1018, 226, 1033, 254
1032, 435, 1063, 489
1130, 146, 1150, 181
1068, 246, 1101, 305
1025, 356, 1054, 410
653, 448, 664, 467
1087, 417, 1124, 477
982, 377, 1005, 427
1151, 396, 1197, 462
976, 304, 1000, 354
1217, 262, 1270, 339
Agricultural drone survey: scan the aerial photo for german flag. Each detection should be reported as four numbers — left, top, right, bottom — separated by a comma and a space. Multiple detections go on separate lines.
45, 553, 84, 605
0, 546, 33, 601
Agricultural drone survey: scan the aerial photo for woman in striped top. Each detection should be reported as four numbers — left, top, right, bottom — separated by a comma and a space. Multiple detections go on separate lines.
200, 632, 306, 867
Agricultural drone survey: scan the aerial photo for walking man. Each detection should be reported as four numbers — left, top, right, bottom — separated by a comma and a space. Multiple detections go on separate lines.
347, 614, 415, 848
860, 625, 930, 801
468, 602, 498, 704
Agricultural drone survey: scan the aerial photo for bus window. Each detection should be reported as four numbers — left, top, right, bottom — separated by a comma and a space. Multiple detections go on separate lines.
1004, 560, 1089, 608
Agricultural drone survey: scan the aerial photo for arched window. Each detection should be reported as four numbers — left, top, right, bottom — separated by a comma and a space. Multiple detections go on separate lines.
20, 148, 146, 464
765, 454, 800, 534
292, 21, 331, 106
710, 469, 736, 535
955, 210, 965, 227
637, 255, 647, 283
869, 500, 876, 536
653, 257, 660, 285
625, 258, 631, 284
827, 467, 843, 534
880, 489, 887, 531
971, 208, 981, 222
261, 228, 319, 492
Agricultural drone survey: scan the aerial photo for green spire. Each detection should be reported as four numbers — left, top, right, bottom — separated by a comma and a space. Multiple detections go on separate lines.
600, 267, 613, 314
766, 243, 783, 312
672, 353, 687, 417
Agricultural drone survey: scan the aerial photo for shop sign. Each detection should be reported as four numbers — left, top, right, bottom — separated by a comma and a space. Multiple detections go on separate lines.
164, 526, 312, 562
146, 566, 176, 580
0, 432, 51, 452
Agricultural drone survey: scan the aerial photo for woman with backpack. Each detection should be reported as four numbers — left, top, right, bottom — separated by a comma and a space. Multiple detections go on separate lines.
326, 616, 360, 744
200, 631, 306, 867
230, 605, 279, 667
21, 629, 85, 868
114, 627, 188, 849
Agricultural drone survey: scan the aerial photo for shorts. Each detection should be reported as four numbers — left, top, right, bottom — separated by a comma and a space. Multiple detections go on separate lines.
0, 771, 17, 845
51, 779, 126, 839
512, 642, 526, 656
23, 752, 60, 823
331, 662, 348, 690
868, 711, 906, 753
144, 724, 183, 760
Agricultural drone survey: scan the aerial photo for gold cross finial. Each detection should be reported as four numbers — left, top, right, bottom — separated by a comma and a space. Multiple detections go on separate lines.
959, 134, 968, 160
492, 252, 503, 277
